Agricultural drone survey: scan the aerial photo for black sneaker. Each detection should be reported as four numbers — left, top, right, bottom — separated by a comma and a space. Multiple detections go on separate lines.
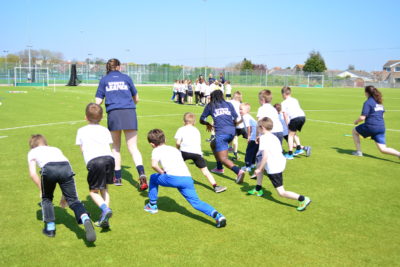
42, 228, 56, 238
83, 219, 96, 242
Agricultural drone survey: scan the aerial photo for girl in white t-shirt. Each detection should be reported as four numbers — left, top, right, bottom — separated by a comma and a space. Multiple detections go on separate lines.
248, 118, 311, 212
225, 80, 232, 100
228, 91, 246, 160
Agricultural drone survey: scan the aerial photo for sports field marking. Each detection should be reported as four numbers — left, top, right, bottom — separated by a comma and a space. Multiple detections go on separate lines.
308, 119, 400, 132
0, 136, 8, 139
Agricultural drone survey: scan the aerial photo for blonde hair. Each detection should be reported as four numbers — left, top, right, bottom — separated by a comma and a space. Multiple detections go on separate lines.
29, 134, 47, 149
233, 91, 242, 101
240, 103, 251, 113
183, 112, 196, 125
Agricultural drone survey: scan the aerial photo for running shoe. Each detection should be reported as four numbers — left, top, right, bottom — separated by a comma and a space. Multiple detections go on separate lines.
304, 146, 312, 157
235, 169, 245, 184
83, 219, 96, 242
139, 174, 148, 191
247, 188, 264, 197
352, 151, 363, 157
98, 208, 112, 228
297, 197, 311, 211
210, 168, 224, 174
284, 153, 294, 160
113, 177, 123, 186
293, 149, 305, 156
214, 185, 227, 193
215, 213, 227, 228
144, 203, 158, 214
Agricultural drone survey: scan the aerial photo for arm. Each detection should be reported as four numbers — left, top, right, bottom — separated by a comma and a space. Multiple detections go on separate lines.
28, 160, 41, 192
175, 139, 182, 150
247, 126, 252, 143
200, 119, 214, 132
282, 112, 290, 125
354, 115, 366, 125
151, 159, 165, 174
133, 93, 139, 104
199, 105, 214, 132
95, 97, 103, 105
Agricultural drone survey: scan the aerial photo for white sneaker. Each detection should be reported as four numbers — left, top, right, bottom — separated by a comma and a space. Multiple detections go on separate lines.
352, 151, 363, 157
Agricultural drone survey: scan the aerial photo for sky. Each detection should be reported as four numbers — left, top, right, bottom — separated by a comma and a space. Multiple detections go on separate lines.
1, 0, 399, 71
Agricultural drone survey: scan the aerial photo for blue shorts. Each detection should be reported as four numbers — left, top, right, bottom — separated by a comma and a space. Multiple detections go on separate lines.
214, 134, 235, 152
355, 124, 386, 144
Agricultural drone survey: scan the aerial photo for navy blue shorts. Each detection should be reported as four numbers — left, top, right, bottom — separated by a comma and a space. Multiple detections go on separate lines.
355, 124, 386, 144
107, 109, 138, 131
213, 134, 235, 152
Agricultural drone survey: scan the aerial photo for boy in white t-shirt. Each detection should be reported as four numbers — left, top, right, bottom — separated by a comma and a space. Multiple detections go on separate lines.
27, 134, 96, 242
281, 86, 311, 160
224, 80, 232, 100
248, 118, 311, 211
239, 103, 258, 173
228, 91, 247, 160
174, 112, 227, 193
76, 103, 115, 229
144, 129, 227, 228
256, 89, 284, 144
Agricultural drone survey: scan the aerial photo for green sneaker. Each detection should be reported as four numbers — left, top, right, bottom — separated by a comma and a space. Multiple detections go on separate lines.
247, 188, 263, 197
297, 196, 311, 211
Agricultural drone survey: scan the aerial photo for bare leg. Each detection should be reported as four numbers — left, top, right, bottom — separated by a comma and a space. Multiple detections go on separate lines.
100, 188, 110, 206
124, 129, 143, 167
200, 167, 216, 186
352, 128, 362, 152
275, 186, 300, 200
288, 131, 296, 152
293, 134, 301, 148
90, 190, 107, 207
375, 143, 400, 157
232, 136, 238, 153
215, 150, 235, 169
111, 130, 122, 170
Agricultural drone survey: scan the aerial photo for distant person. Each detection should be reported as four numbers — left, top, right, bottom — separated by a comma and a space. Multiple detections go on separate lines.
144, 129, 227, 228
200, 90, 245, 184
249, 118, 312, 212
228, 91, 247, 161
225, 80, 232, 100
219, 72, 225, 85
352, 85, 400, 158
194, 79, 201, 105
239, 103, 258, 173
95, 58, 148, 190
76, 103, 114, 229
208, 73, 216, 84
27, 134, 96, 242
175, 112, 227, 193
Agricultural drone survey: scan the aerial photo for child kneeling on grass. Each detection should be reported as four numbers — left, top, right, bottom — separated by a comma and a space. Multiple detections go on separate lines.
144, 129, 227, 228
248, 117, 311, 211
27, 134, 96, 241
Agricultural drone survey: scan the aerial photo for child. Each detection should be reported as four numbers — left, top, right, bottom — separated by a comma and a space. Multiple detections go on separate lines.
228, 91, 247, 160
174, 112, 227, 193
27, 134, 96, 242
256, 90, 284, 144
239, 103, 258, 172
273, 103, 289, 142
187, 80, 193, 104
76, 103, 115, 229
144, 129, 227, 228
281, 86, 311, 159
171, 80, 178, 101
225, 80, 232, 100
248, 118, 311, 211
194, 79, 201, 105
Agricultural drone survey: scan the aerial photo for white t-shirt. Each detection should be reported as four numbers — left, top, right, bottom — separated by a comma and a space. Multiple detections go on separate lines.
258, 132, 286, 174
27, 146, 69, 168
195, 83, 201, 92
173, 83, 179, 92
256, 103, 283, 133
225, 84, 232, 95
174, 125, 203, 155
204, 85, 211, 96
228, 99, 244, 128
76, 124, 113, 165
278, 112, 288, 136
242, 113, 257, 141
210, 83, 217, 92
200, 83, 207, 94
152, 145, 191, 177
281, 96, 305, 120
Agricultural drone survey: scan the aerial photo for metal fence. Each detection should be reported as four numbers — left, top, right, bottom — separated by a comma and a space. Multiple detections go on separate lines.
0, 62, 399, 88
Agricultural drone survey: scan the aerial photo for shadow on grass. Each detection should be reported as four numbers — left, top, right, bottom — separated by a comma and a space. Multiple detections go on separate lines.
36, 207, 96, 247
81, 196, 112, 234
145, 196, 215, 227
331, 147, 399, 164
239, 181, 297, 209
121, 165, 148, 197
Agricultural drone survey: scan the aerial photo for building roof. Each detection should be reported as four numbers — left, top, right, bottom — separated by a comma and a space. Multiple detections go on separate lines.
383, 60, 400, 68
343, 70, 374, 79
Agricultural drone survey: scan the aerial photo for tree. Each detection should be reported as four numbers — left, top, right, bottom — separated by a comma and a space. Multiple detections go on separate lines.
303, 50, 327, 73
240, 58, 254, 71
348, 64, 355, 70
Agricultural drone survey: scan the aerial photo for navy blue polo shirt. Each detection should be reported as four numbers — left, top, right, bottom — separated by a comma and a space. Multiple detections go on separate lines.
95, 71, 137, 113
361, 97, 385, 129
200, 101, 238, 136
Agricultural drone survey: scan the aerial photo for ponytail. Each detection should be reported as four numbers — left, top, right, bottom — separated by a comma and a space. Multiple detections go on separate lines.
106, 58, 121, 74
365, 85, 382, 104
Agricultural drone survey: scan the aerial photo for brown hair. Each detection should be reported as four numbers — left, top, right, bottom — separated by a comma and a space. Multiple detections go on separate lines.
258, 117, 273, 131
86, 103, 103, 123
258, 89, 272, 103
106, 58, 121, 74
183, 112, 195, 125
233, 91, 242, 101
147, 129, 166, 146
273, 103, 282, 113
281, 86, 292, 96
29, 134, 47, 149
365, 85, 383, 104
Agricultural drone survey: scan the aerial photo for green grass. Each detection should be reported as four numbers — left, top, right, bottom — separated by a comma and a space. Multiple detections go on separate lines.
0, 85, 399, 266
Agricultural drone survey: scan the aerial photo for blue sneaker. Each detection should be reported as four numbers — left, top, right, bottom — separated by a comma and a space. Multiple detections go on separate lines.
293, 149, 305, 156
98, 208, 112, 228
215, 213, 226, 228
284, 153, 294, 160
144, 203, 158, 214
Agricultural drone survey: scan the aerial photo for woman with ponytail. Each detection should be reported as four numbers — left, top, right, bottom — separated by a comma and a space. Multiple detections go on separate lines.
352, 85, 400, 158
95, 58, 148, 190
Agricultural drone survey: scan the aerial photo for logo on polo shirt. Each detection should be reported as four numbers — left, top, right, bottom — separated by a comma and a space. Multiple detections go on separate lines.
213, 108, 231, 117
106, 82, 128, 91
374, 104, 384, 112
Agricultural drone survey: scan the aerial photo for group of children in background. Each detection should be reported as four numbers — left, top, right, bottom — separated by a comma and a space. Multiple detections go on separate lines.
27, 84, 311, 243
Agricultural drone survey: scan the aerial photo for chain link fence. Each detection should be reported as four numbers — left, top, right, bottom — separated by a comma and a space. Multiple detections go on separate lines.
0, 62, 399, 88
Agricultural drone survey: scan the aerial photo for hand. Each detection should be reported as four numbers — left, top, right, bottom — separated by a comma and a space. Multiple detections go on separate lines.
354, 120, 359, 125
59, 196, 68, 208
206, 124, 214, 132
255, 136, 260, 144
254, 169, 262, 176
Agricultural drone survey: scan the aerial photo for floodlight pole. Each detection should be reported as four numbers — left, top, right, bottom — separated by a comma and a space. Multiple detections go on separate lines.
88, 53, 92, 84
27, 45, 32, 71
203, 0, 207, 78
3, 50, 8, 85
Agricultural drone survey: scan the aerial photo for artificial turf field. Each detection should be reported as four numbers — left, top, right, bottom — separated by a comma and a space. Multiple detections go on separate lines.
0, 85, 399, 266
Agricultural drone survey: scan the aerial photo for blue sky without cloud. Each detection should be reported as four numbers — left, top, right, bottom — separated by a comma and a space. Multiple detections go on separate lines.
2, 0, 399, 71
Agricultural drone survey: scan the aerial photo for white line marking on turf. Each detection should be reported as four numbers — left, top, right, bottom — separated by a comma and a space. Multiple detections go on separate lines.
308, 119, 400, 132
0, 136, 8, 139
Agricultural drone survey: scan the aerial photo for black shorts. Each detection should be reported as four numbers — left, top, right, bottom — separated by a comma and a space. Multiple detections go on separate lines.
288, 116, 306, 132
86, 156, 115, 190
181, 151, 207, 169
200, 92, 205, 98
108, 109, 138, 131
236, 128, 248, 138
267, 172, 283, 188
187, 91, 193, 97
225, 94, 231, 98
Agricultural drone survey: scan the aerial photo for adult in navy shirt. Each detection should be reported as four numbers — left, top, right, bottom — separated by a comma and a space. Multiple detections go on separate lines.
95, 58, 148, 190
208, 73, 216, 85
200, 90, 246, 183
352, 85, 400, 158
219, 72, 225, 85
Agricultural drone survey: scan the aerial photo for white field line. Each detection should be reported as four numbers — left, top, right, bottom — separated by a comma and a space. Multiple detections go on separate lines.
307, 119, 400, 132
0, 136, 8, 139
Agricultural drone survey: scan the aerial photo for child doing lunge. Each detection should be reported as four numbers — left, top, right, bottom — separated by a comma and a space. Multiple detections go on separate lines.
144, 129, 227, 228
281, 86, 311, 159
76, 103, 115, 229
239, 103, 258, 173
248, 118, 311, 211
27, 134, 96, 242
174, 112, 227, 193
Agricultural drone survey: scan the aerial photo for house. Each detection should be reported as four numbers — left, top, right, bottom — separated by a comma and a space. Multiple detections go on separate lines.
382, 60, 400, 84
337, 70, 374, 82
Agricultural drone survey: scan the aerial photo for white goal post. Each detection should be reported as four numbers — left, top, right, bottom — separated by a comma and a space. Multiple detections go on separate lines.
307, 74, 324, 88
14, 66, 49, 86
